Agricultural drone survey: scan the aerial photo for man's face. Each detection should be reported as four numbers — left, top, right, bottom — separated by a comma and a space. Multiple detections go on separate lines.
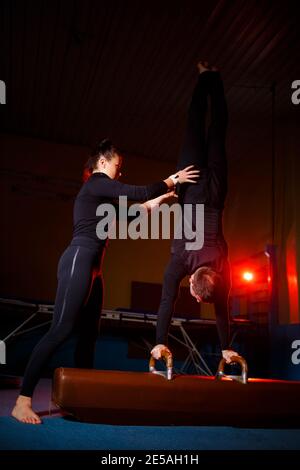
189, 275, 202, 303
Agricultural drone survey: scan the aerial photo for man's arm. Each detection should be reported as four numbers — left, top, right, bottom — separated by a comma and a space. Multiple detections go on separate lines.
152, 256, 187, 359
214, 260, 239, 363
155, 255, 188, 348
214, 288, 230, 352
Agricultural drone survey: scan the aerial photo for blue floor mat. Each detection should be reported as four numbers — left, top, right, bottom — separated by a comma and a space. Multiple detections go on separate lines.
1, 416, 300, 450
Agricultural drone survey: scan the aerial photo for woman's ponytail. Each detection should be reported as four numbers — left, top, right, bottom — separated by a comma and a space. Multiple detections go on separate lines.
82, 139, 118, 182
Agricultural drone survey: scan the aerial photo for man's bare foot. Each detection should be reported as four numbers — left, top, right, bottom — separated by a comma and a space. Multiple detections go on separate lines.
197, 61, 219, 74
11, 395, 42, 424
197, 61, 210, 74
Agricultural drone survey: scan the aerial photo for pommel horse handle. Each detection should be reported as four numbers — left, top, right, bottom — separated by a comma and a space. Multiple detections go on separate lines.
216, 355, 248, 384
149, 348, 173, 380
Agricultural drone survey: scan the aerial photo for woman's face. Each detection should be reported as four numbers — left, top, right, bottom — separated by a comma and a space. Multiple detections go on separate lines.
98, 154, 122, 179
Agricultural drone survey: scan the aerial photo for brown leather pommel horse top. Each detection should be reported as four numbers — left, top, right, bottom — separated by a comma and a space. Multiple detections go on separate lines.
52, 354, 300, 426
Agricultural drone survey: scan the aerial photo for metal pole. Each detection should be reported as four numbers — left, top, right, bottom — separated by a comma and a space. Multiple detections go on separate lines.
270, 81, 276, 245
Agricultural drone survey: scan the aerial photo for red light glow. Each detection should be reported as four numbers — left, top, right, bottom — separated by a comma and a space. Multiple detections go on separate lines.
243, 271, 254, 282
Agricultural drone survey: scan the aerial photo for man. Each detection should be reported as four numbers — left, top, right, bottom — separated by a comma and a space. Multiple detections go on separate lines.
152, 62, 238, 364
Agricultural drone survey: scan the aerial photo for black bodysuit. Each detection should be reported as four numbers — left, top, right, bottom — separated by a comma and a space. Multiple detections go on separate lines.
156, 71, 231, 350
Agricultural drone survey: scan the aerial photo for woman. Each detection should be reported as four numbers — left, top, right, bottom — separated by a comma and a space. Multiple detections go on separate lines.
12, 138, 199, 423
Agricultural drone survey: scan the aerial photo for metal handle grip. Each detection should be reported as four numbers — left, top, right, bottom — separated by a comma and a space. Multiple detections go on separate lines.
149, 349, 173, 380
216, 355, 248, 384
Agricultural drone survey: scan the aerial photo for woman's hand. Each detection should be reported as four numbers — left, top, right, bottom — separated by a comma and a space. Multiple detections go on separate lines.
169, 165, 200, 185
144, 191, 176, 211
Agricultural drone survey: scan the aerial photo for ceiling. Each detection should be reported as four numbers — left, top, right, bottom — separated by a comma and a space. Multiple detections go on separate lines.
1, 0, 300, 162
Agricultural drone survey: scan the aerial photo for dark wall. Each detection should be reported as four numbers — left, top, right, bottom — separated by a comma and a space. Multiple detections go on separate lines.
1, 120, 299, 326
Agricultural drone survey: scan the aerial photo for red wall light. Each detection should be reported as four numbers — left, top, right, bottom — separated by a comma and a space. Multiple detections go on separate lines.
243, 271, 254, 282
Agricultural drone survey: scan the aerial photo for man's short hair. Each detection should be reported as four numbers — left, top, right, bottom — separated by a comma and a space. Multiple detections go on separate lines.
192, 266, 222, 303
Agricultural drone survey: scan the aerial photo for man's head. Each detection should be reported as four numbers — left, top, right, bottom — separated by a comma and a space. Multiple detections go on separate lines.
189, 266, 222, 303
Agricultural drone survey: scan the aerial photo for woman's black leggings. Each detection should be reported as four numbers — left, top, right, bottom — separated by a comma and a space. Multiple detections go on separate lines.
20, 243, 104, 397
